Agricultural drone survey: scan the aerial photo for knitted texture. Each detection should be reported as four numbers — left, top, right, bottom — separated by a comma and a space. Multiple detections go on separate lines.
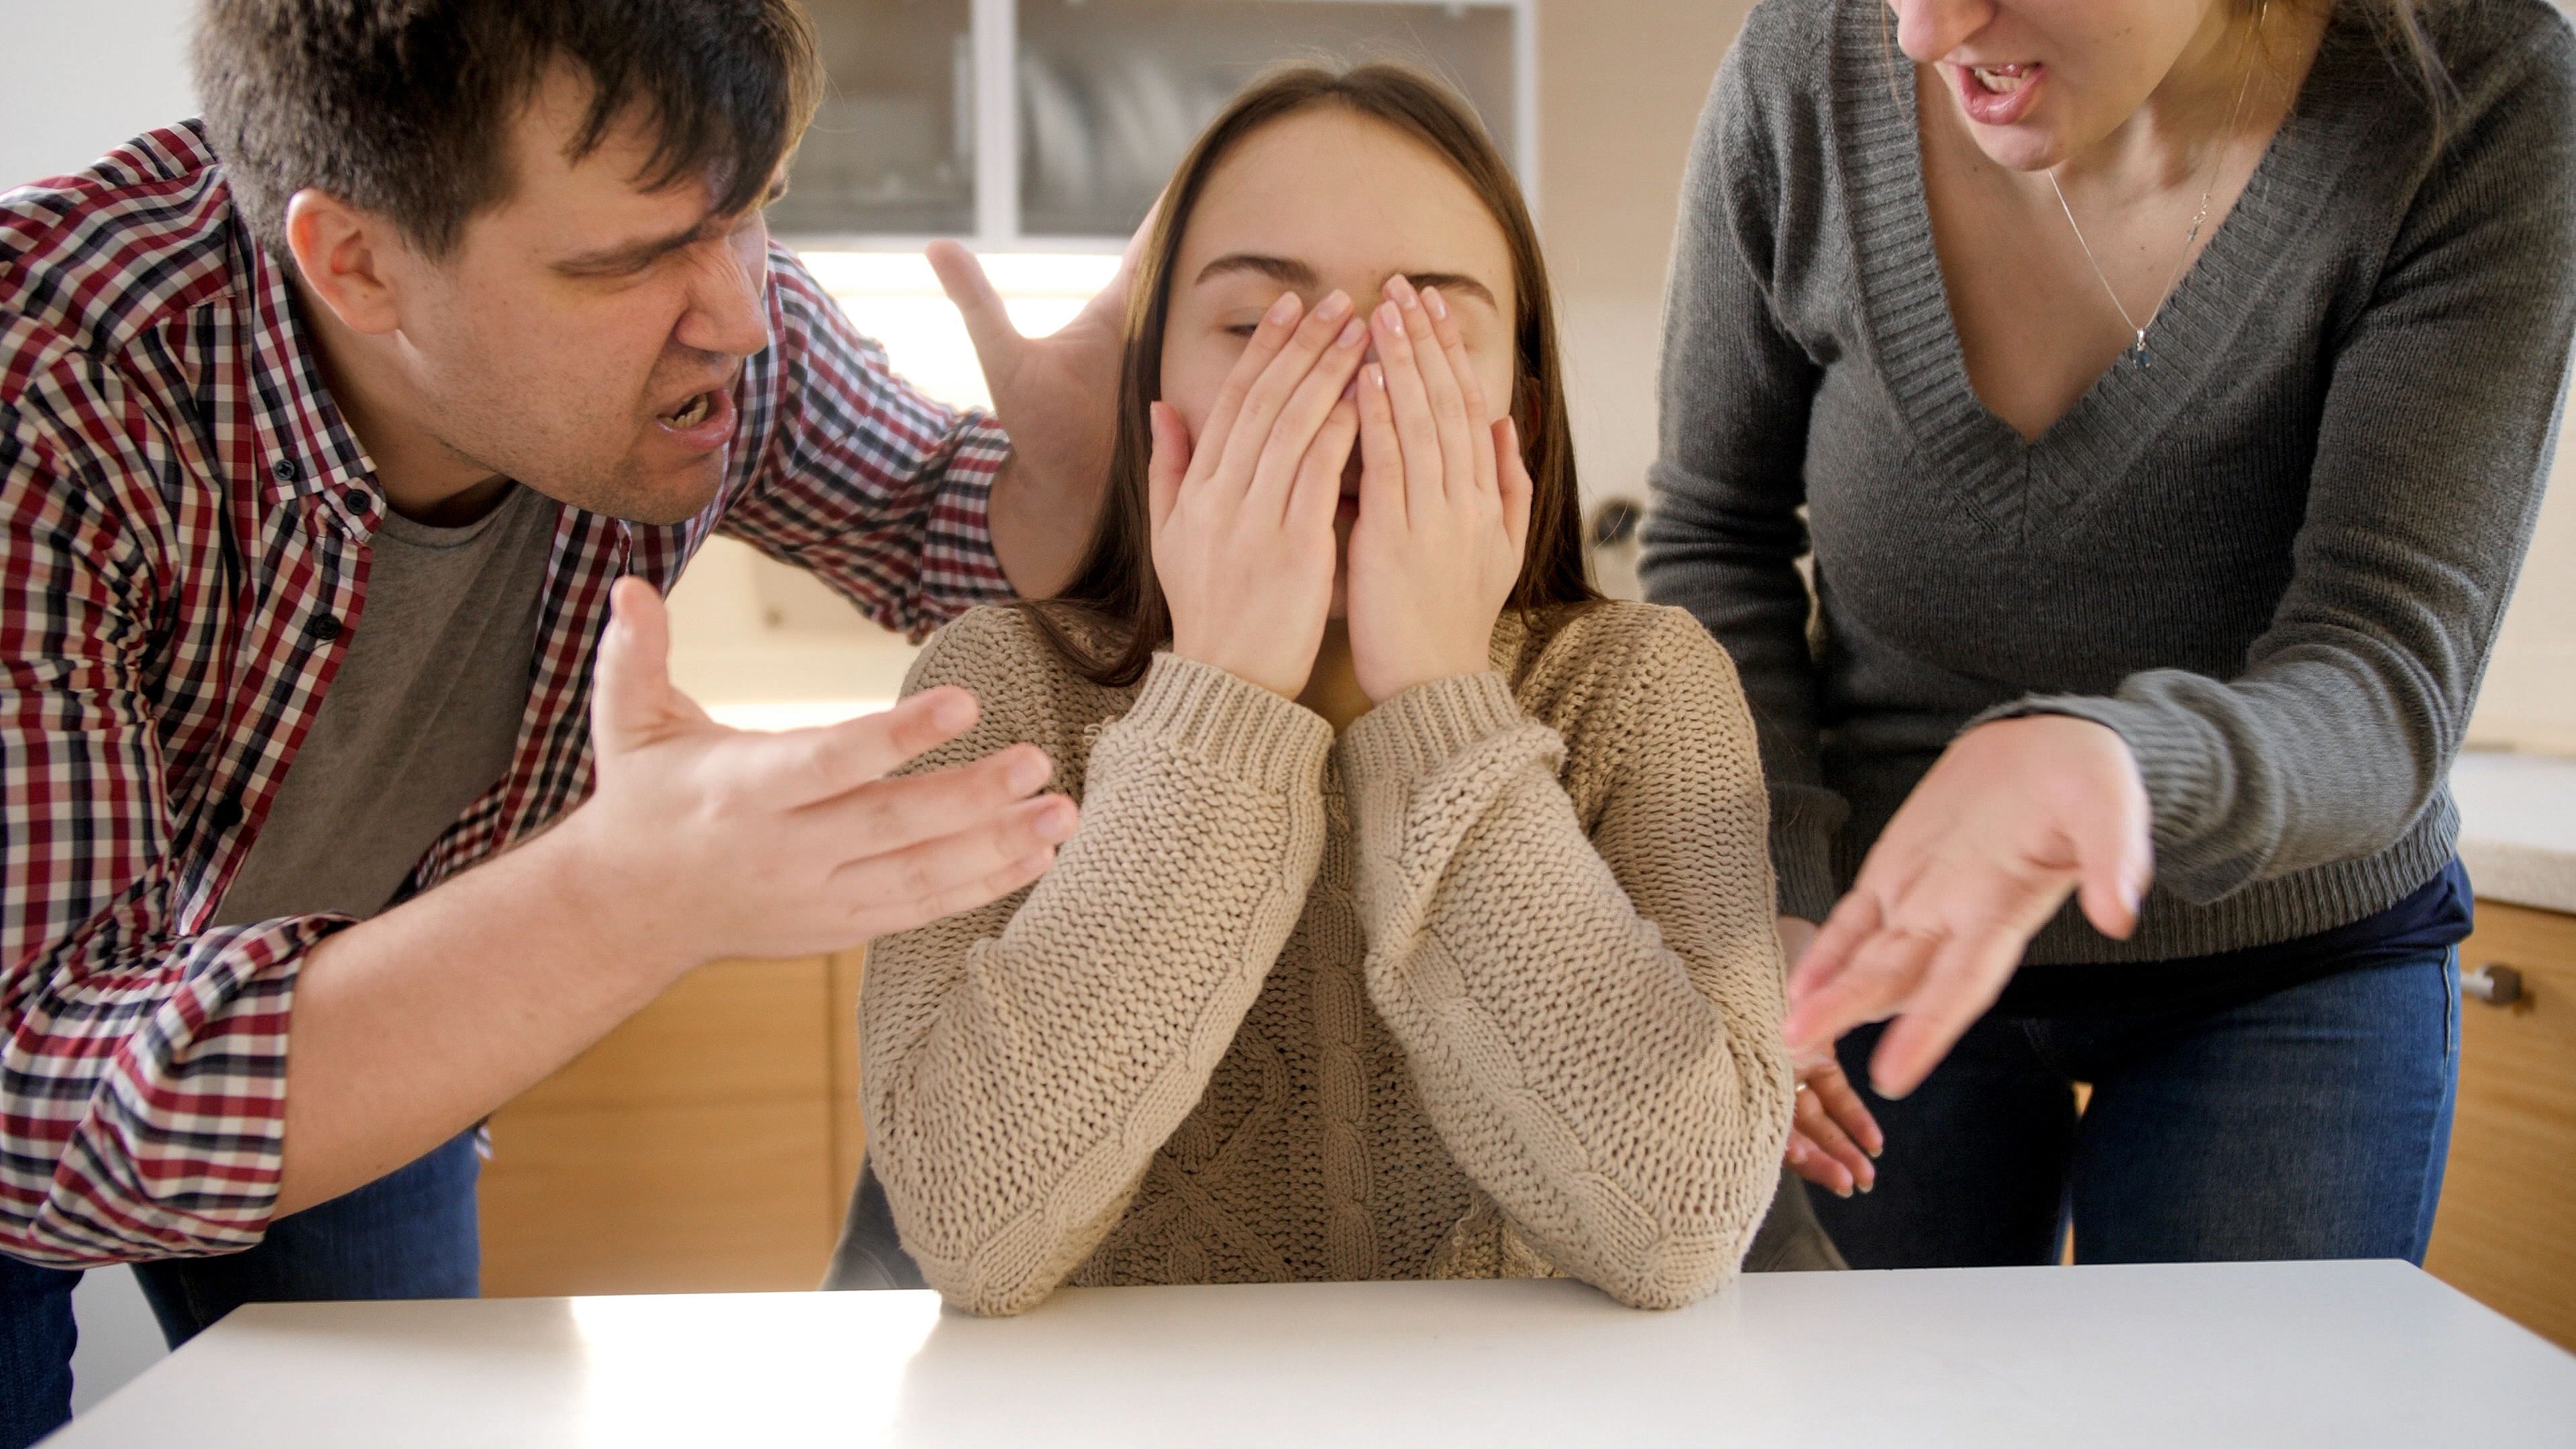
860, 602, 1793, 1315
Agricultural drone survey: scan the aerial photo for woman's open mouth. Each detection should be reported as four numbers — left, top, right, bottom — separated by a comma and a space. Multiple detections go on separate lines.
1953, 60, 2043, 127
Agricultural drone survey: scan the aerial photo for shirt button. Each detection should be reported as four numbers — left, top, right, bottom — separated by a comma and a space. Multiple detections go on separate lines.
308, 614, 344, 641
343, 488, 372, 513
209, 797, 244, 830
272, 458, 300, 482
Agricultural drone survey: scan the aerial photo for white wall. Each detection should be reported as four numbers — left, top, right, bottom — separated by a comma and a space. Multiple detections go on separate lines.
0, 0, 199, 192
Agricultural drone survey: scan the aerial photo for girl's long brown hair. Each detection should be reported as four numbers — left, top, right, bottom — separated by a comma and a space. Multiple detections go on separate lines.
1024, 62, 1599, 688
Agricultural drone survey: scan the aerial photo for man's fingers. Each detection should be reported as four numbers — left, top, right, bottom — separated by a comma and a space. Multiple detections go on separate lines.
805, 742, 1055, 858
832, 792, 1080, 936
926, 239, 1026, 384
747, 688, 981, 808
593, 578, 710, 755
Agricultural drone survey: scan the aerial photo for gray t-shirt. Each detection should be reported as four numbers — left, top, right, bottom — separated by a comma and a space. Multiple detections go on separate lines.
214, 484, 555, 926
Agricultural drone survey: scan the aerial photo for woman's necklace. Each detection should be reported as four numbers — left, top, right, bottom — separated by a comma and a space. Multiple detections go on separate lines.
2046, 12, 2265, 370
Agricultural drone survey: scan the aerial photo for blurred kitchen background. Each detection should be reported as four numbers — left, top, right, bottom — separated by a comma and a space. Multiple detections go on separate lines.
7, 0, 2575, 1417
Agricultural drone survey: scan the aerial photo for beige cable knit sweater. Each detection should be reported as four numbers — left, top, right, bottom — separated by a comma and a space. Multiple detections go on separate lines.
860, 600, 1794, 1315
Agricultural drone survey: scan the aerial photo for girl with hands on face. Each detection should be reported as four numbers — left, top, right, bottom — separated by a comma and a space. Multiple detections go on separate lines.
833, 64, 1831, 1318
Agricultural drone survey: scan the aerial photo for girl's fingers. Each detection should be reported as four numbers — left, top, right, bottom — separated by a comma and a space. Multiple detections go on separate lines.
1210, 290, 1355, 497
1246, 311, 1369, 521
1417, 284, 1496, 499
1495, 418, 1533, 557
1193, 290, 1307, 486
1411, 282, 1494, 502
1147, 402, 1189, 535
1288, 395, 1361, 535
1355, 362, 1406, 527
1370, 297, 1449, 513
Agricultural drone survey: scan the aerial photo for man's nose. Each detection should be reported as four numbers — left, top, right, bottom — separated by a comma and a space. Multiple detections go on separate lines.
1890, 0, 1997, 64
676, 241, 773, 360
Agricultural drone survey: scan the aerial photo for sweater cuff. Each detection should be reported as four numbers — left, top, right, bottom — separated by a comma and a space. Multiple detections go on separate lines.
1768, 798, 1841, 923
1120, 653, 1334, 796
1340, 670, 1529, 791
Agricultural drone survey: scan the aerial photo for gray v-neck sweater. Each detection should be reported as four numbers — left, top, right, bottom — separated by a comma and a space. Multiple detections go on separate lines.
1642, 0, 2576, 965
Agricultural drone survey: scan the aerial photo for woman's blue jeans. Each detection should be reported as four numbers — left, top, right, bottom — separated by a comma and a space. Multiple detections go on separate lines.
1810, 949, 2461, 1267
0, 1128, 478, 1449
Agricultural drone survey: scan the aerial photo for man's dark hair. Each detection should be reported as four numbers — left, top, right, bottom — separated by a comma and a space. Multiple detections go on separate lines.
194, 0, 822, 262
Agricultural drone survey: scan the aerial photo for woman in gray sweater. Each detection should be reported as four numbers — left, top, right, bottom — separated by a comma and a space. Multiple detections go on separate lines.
1643, 0, 2576, 1266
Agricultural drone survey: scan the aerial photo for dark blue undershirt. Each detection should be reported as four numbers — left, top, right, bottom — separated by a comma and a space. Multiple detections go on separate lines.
1994, 859, 2473, 1020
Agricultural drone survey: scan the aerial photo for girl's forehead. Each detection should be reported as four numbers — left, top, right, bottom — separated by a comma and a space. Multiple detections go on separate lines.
1175, 109, 1516, 305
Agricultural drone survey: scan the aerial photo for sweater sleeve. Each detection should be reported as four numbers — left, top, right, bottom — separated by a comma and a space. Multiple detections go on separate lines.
1637, 18, 1846, 921
1984, 31, 2576, 902
1338, 612, 1796, 1311
860, 625, 1333, 1316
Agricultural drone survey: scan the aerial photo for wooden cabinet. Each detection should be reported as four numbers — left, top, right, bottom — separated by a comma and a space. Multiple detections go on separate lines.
2425, 901, 2576, 1352
476, 952, 867, 1297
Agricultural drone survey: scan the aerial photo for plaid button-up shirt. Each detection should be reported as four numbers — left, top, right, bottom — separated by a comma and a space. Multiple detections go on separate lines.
0, 123, 1014, 1266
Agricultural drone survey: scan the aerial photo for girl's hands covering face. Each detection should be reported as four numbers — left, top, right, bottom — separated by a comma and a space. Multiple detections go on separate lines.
1344, 274, 1532, 703
1151, 288, 1368, 698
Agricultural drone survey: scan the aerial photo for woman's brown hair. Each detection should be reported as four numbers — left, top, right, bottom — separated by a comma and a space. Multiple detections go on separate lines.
1024, 62, 1599, 689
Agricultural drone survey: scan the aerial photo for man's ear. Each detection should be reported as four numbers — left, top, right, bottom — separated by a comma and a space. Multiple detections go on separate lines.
283, 189, 407, 337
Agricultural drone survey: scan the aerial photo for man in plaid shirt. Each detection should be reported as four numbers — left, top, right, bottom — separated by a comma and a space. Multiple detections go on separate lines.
0, 3, 1120, 1436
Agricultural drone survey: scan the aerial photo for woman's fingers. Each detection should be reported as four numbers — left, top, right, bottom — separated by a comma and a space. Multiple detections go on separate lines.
1867, 918, 2034, 1099
1494, 417, 1533, 557
1146, 401, 1190, 535
1805, 1056, 1886, 1159
1369, 296, 1451, 511
1208, 290, 1355, 496
1246, 308, 1369, 521
1790, 1090, 1873, 1195
1381, 278, 1479, 506
1192, 290, 1307, 485
1355, 361, 1406, 527
1419, 284, 1499, 499
1289, 396, 1362, 535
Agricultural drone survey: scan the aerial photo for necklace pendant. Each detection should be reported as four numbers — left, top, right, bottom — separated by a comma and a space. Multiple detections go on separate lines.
2127, 333, 2152, 370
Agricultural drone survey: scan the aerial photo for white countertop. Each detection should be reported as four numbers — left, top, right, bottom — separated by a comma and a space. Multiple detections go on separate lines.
47, 1263, 2575, 1448
2453, 749, 2576, 913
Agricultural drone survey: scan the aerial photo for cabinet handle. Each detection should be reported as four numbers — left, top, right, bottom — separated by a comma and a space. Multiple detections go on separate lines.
2461, 963, 2524, 1006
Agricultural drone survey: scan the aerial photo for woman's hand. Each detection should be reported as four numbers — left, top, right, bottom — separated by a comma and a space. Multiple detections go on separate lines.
1152, 288, 1369, 698
1344, 276, 1532, 703
1783, 715, 2155, 1099
1775, 916, 1883, 1196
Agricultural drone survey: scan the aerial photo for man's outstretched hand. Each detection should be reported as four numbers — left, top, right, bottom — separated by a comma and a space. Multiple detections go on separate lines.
932, 217, 1146, 598
570, 577, 1077, 964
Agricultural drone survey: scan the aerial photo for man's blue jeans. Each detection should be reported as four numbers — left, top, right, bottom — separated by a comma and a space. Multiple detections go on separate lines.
0, 1129, 478, 1449
1811, 950, 2461, 1267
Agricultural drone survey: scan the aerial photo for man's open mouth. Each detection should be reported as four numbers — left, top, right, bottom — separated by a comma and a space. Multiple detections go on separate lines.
659, 392, 716, 429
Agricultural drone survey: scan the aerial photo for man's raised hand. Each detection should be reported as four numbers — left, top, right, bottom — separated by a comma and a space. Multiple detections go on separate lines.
570, 578, 1076, 965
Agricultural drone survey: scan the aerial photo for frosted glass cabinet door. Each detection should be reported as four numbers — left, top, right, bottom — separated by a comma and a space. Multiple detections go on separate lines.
1016, 0, 1519, 237
777, 0, 976, 237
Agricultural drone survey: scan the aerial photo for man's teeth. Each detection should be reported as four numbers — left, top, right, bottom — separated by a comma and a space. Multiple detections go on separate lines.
1972, 66, 2031, 95
662, 392, 711, 428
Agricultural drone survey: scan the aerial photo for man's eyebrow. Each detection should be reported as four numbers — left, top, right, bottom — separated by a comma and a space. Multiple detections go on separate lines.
553, 176, 783, 276
1194, 253, 1320, 288
555, 216, 719, 274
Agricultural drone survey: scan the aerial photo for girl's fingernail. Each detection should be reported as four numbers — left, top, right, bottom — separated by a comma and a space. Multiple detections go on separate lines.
1365, 364, 1386, 390
1377, 301, 1403, 333
1384, 273, 1416, 304
1336, 317, 1366, 350
1314, 290, 1352, 322
1423, 286, 1448, 321
1267, 292, 1301, 325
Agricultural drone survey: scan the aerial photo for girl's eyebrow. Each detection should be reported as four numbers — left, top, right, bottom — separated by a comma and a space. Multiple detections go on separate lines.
1194, 252, 1499, 309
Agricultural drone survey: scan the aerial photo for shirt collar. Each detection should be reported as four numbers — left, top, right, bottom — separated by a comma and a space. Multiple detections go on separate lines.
231, 223, 384, 534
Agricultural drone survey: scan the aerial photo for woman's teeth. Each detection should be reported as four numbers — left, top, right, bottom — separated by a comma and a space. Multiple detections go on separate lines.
662, 392, 712, 429
1971, 64, 2032, 94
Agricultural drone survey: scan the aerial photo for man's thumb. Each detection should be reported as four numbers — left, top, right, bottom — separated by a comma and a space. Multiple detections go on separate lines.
594, 577, 682, 753
926, 238, 1022, 380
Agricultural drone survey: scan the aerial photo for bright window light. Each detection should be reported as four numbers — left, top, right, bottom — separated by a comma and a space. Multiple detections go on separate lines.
796, 249, 1125, 412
